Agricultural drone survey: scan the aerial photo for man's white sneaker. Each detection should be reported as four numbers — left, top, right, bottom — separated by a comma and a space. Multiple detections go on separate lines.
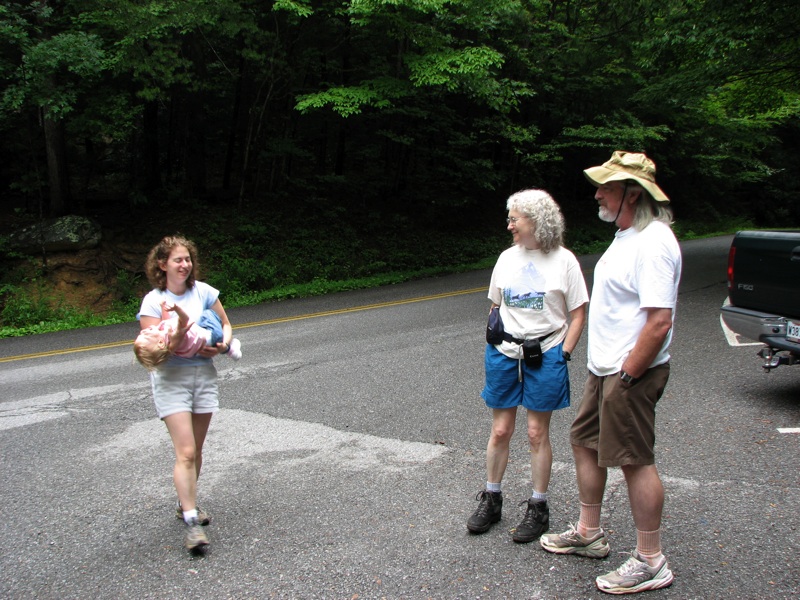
540, 523, 610, 558
595, 550, 674, 595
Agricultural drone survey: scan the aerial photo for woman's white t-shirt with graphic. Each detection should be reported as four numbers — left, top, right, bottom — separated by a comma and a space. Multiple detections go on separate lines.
488, 245, 588, 359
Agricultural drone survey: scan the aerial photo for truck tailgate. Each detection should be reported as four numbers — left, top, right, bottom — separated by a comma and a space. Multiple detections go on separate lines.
727, 230, 800, 319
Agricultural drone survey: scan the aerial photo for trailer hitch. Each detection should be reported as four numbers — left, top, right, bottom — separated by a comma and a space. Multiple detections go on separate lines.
758, 346, 798, 371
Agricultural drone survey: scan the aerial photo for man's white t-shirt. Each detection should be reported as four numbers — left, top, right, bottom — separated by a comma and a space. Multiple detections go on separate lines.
488, 245, 589, 359
587, 221, 682, 376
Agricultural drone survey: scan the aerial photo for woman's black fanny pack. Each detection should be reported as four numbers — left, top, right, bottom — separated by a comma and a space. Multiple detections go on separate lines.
486, 306, 505, 345
486, 306, 555, 369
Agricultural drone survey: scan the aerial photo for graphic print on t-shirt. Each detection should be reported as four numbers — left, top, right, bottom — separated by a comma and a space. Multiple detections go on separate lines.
503, 261, 546, 310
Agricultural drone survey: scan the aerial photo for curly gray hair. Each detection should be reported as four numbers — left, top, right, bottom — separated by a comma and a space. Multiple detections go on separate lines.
506, 189, 565, 253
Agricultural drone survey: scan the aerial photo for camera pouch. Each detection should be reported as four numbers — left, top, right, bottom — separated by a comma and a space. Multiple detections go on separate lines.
522, 338, 543, 368
486, 306, 504, 345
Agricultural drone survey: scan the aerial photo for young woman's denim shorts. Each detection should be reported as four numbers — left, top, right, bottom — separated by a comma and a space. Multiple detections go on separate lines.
150, 363, 219, 419
481, 342, 570, 412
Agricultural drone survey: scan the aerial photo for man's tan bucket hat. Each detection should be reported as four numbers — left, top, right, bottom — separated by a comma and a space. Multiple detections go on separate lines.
584, 151, 669, 203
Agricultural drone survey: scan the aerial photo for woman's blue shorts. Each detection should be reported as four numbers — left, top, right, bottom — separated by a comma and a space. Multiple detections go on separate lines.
481, 342, 570, 412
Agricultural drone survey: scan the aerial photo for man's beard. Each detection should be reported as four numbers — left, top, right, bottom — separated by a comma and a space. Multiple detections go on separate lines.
598, 206, 616, 223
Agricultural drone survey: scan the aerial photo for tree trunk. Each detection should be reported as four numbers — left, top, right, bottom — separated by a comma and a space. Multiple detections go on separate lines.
182, 34, 207, 200
42, 111, 71, 216
142, 100, 162, 194
223, 52, 246, 191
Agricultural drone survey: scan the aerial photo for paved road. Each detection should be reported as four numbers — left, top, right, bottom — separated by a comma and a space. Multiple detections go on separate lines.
1, 235, 798, 599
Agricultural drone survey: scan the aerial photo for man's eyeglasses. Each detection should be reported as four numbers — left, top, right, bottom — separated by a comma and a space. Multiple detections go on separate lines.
506, 216, 527, 224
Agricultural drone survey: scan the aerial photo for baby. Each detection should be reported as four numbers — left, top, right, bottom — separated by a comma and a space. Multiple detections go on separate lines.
134, 301, 242, 370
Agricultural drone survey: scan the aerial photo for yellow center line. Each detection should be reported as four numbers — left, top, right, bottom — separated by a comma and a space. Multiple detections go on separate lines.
0, 286, 488, 363
235, 286, 488, 329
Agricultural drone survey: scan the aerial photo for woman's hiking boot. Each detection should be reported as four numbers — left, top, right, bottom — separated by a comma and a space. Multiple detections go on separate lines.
511, 498, 549, 543
467, 490, 503, 533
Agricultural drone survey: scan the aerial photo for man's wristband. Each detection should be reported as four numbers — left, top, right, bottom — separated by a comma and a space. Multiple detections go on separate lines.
619, 371, 638, 384
563, 350, 571, 361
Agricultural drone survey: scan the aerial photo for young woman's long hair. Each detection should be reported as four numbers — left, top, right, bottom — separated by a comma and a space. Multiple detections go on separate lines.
144, 235, 201, 291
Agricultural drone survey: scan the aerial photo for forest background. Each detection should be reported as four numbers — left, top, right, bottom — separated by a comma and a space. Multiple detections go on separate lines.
0, 0, 798, 337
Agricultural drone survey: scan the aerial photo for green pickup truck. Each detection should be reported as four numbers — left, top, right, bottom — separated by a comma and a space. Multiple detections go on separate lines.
720, 230, 800, 371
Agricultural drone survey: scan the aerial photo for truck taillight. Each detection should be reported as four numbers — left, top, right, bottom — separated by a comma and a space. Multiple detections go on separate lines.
727, 245, 736, 291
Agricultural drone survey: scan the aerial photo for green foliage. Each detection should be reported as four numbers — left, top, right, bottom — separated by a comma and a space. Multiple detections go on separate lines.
672, 216, 754, 241
206, 251, 279, 297
0, 236, 25, 282
406, 46, 503, 88
0, 263, 142, 336
4, 0, 798, 219
272, 0, 314, 19
0, 279, 69, 330
0, 212, 750, 337
0, 0, 108, 118
296, 77, 408, 117
111, 269, 143, 312
2, 0, 800, 336
1, 289, 41, 328
548, 121, 672, 155
0, 287, 122, 336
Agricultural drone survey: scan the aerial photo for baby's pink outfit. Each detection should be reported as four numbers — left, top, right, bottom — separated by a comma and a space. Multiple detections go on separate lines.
158, 317, 210, 358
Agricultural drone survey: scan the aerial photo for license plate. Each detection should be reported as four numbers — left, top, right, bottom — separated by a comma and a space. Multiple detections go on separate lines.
788, 320, 800, 343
